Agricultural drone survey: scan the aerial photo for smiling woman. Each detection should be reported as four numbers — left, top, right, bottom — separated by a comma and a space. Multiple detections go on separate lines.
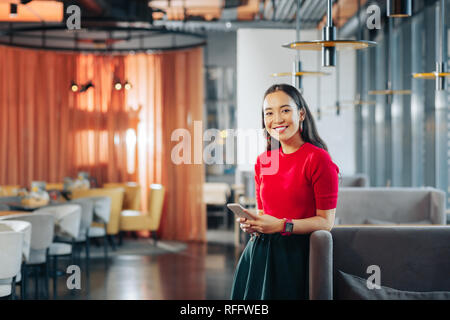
231, 84, 340, 300
262, 84, 329, 153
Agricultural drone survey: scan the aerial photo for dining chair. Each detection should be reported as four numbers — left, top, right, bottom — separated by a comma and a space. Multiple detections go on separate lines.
34, 204, 81, 299
103, 183, 141, 211
0, 185, 20, 197
0, 220, 31, 299
104, 183, 141, 245
45, 183, 64, 191
88, 197, 112, 267
0, 227, 23, 300
57, 197, 111, 268
64, 198, 95, 273
71, 188, 124, 251
1, 213, 55, 299
119, 184, 165, 245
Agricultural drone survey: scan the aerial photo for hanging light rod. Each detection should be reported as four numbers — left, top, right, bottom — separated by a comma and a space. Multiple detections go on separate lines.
283, 0, 376, 67
274, 0, 329, 89
387, 0, 412, 18
412, 0, 447, 91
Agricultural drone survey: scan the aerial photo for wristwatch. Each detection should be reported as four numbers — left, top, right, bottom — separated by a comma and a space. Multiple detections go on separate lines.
281, 218, 293, 236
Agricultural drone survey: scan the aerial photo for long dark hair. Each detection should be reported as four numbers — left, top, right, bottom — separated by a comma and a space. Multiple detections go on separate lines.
262, 84, 328, 152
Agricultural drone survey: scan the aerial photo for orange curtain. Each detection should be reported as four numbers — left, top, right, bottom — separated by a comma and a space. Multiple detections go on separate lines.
0, 46, 132, 186
0, 45, 206, 242
69, 54, 131, 185
126, 48, 206, 242
0, 47, 77, 185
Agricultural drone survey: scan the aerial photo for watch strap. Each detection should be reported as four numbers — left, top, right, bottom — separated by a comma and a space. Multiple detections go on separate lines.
281, 218, 293, 236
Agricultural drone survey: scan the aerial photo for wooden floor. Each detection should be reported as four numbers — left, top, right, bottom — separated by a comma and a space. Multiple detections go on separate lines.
35, 238, 243, 300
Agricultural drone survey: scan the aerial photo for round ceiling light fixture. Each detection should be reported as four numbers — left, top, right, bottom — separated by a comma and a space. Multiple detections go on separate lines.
0, 22, 206, 54
273, 0, 330, 89
283, 0, 376, 67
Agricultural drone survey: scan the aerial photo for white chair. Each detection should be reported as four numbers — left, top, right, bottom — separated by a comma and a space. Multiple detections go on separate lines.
34, 204, 81, 299
65, 198, 95, 273
1, 213, 55, 299
88, 197, 112, 266
0, 220, 31, 299
0, 226, 24, 299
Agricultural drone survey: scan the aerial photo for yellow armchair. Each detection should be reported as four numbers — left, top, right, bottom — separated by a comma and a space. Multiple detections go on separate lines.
120, 184, 165, 242
45, 183, 64, 191
103, 183, 141, 211
71, 187, 125, 235
0, 185, 21, 196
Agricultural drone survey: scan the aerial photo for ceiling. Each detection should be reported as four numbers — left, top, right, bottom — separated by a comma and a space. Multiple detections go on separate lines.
0, 0, 374, 52
0, 0, 360, 31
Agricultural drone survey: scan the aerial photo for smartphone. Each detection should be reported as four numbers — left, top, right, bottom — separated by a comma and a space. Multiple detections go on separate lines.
227, 203, 256, 220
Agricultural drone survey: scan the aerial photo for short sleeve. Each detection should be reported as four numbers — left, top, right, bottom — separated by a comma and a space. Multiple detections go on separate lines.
255, 156, 263, 210
310, 150, 339, 210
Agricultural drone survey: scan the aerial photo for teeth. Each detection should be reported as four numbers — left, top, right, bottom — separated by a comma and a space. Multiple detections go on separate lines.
275, 127, 287, 132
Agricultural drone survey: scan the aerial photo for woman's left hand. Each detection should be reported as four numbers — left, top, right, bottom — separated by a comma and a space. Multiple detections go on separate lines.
244, 209, 284, 234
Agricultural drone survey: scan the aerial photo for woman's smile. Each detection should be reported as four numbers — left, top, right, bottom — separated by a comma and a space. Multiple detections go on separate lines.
263, 90, 303, 143
274, 125, 288, 132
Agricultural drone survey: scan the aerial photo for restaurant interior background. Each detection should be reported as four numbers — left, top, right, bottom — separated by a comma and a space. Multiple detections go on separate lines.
0, 0, 449, 300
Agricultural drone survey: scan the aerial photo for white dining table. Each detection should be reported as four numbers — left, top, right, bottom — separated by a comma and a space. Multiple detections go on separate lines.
0, 204, 81, 239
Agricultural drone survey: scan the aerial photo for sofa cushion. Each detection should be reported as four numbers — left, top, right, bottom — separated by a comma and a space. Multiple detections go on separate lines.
336, 270, 450, 300
336, 188, 446, 225
364, 218, 432, 225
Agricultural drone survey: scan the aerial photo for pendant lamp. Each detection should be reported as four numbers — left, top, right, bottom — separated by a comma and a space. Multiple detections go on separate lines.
346, 0, 379, 106
368, 19, 411, 97
283, 0, 376, 67
387, 0, 412, 18
412, 0, 448, 91
273, 0, 329, 89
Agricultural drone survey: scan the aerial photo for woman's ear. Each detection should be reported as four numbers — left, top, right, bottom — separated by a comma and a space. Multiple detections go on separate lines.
299, 108, 306, 121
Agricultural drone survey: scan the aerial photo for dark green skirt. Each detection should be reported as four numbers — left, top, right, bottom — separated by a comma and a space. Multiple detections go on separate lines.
230, 233, 310, 300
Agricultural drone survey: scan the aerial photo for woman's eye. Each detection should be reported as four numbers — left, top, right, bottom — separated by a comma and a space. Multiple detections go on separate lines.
282, 109, 290, 113
265, 112, 272, 116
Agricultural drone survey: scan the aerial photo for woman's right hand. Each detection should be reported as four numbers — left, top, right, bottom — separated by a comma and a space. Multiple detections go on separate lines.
237, 217, 258, 234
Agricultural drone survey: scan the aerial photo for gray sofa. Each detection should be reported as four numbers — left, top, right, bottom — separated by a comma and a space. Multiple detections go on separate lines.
340, 174, 369, 187
309, 227, 450, 300
335, 187, 446, 225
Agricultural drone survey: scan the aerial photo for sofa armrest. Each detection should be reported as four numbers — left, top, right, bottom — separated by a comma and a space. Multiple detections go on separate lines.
309, 230, 333, 300
430, 190, 446, 225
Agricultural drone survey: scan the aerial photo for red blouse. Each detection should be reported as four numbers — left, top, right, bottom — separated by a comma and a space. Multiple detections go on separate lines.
255, 142, 339, 220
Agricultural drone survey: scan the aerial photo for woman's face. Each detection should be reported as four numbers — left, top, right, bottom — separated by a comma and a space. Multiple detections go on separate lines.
263, 90, 304, 142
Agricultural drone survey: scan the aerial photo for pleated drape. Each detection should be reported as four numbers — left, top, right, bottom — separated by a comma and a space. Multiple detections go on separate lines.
0, 47, 77, 185
0, 45, 206, 242
0, 46, 131, 186
126, 48, 206, 242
